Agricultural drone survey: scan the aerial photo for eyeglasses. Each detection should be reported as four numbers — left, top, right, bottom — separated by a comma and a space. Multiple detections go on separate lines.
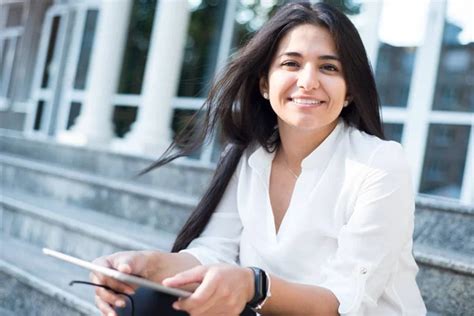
69, 280, 135, 316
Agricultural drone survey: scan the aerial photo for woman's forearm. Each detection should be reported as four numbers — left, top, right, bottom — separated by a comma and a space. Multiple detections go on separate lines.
261, 274, 340, 316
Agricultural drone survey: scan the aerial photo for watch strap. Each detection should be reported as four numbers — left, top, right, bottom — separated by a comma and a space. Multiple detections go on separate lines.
247, 267, 268, 309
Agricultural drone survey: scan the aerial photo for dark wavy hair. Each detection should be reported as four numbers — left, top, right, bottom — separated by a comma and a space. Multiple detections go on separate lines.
141, 1, 384, 252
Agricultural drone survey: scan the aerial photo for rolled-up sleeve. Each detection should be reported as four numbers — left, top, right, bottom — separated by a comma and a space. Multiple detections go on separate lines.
318, 142, 415, 315
179, 160, 243, 266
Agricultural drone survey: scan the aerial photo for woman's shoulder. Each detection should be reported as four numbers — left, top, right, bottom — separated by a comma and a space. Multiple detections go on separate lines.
343, 124, 410, 174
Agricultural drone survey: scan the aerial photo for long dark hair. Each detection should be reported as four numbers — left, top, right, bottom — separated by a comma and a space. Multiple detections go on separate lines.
142, 1, 384, 252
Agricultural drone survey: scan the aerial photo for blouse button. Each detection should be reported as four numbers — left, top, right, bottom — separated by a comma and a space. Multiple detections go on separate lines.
360, 267, 368, 275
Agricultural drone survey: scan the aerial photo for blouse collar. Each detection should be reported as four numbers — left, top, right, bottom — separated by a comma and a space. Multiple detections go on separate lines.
248, 119, 345, 172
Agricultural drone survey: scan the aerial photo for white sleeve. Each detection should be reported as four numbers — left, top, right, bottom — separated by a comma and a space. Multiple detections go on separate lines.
179, 159, 243, 266
318, 142, 416, 315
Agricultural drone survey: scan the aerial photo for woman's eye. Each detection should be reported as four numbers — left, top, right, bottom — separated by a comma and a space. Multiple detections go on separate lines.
281, 61, 300, 68
321, 64, 339, 72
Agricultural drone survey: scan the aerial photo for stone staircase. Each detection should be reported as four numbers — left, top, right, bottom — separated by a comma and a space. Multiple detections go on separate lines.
0, 129, 473, 315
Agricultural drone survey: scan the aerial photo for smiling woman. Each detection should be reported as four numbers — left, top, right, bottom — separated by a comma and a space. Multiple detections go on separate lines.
90, 2, 427, 316
261, 24, 347, 135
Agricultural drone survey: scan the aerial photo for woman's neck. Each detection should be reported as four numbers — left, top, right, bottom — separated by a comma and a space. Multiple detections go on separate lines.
277, 120, 338, 168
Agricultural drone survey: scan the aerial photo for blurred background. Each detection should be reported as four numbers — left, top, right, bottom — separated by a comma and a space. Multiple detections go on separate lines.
0, 0, 473, 315
1, 0, 473, 203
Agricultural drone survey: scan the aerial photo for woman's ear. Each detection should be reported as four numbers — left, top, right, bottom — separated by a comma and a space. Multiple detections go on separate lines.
344, 95, 353, 107
259, 77, 269, 99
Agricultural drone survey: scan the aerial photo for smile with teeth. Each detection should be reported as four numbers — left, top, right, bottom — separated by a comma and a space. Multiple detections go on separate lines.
291, 98, 325, 105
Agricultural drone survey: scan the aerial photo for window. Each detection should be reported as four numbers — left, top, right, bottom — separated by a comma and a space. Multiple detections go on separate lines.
231, 0, 285, 51
41, 16, 61, 89
74, 9, 98, 90
0, 1, 25, 104
177, 0, 227, 97
5, 2, 23, 28
383, 123, 403, 143
374, 0, 430, 108
420, 124, 470, 199
67, 101, 81, 130
113, 105, 138, 138
432, 0, 474, 112
118, 0, 157, 95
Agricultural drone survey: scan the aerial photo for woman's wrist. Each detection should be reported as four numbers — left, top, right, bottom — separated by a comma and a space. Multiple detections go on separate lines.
244, 267, 256, 303
246, 267, 272, 311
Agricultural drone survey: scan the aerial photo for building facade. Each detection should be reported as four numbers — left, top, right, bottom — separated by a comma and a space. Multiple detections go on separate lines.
1, 0, 473, 204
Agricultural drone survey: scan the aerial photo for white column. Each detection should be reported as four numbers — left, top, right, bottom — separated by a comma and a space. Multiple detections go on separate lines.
113, 0, 190, 156
58, 0, 132, 146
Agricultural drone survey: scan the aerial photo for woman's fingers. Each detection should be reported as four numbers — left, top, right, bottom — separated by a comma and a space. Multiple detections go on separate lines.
95, 286, 127, 308
169, 265, 251, 316
162, 265, 207, 288
90, 256, 135, 315
95, 295, 117, 316
90, 271, 136, 295
173, 268, 221, 313
90, 255, 137, 294
90, 251, 161, 315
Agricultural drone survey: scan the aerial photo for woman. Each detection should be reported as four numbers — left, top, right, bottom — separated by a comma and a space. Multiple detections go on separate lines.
91, 2, 427, 315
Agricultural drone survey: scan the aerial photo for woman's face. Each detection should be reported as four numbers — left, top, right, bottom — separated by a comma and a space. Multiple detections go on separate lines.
261, 24, 348, 134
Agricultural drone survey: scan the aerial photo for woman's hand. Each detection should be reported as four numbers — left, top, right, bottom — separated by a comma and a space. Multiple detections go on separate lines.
162, 264, 254, 316
90, 250, 160, 316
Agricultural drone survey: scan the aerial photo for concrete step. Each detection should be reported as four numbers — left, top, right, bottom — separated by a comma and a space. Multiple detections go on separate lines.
414, 244, 474, 315
1, 190, 175, 261
414, 196, 474, 260
413, 197, 474, 315
1, 153, 195, 233
0, 130, 213, 198
3, 191, 472, 314
0, 236, 99, 316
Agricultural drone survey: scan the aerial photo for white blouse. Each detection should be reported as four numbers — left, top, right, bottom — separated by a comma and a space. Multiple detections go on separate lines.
181, 121, 427, 315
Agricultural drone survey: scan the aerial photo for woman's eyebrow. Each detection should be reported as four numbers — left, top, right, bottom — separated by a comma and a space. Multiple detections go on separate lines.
278, 51, 340, 61
319, 54, 340, 61
278, 51, 303, 58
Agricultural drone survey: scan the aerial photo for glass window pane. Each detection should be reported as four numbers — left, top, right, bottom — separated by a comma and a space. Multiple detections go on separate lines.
375, 1, 430, 108
6, 3, 23, 27
0, 37, 20, 99
383, 122, 403, 142
231, 0, 285, 50
118, 0, 157, 94
432, 0, 474, 112
34, 100, 45, 131
419, 124, 471, 199
112, 105, 138, 138
177, 0, 226, 98
67, 102, 82, 129
41, 16, 61, 89
7, 36, 21, 99
0, 40, 11, 96
74, 9, 98, 90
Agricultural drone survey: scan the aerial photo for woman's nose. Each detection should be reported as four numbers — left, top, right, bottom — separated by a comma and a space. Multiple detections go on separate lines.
297, 65, 320, 91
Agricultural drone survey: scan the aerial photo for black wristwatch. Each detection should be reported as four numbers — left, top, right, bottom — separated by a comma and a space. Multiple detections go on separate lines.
247, 267, 271, 311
